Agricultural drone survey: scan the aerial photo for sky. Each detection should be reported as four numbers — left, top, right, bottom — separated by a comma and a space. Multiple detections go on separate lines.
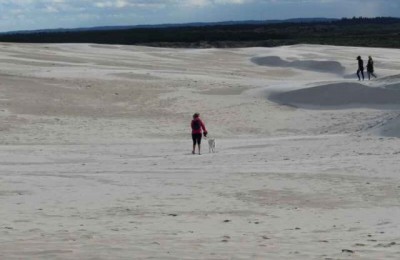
0, 0, 399, 32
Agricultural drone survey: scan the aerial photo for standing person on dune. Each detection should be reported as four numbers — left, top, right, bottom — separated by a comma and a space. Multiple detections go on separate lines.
356, 56, 365, 81
367, 56, 377, 80
191, 113, 207, 155
356, 56, 364, 81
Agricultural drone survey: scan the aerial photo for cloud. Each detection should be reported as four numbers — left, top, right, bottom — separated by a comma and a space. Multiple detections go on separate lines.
182, 0, 252, 6
0, 0, 399, 32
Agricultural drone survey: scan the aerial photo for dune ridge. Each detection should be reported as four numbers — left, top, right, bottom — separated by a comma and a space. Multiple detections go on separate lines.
251, 56, 346, 75
269, 82, 400, 108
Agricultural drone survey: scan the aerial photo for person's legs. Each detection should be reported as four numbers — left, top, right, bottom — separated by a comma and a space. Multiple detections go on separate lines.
357, 69, 361, 80
192, 134, 196, 154
192, 134, 202, 154
367, 71, 371, 80
361, 69, 364, 80
197, 135, 202, 154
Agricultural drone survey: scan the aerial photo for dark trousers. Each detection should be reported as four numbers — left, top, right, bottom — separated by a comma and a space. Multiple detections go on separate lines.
192, 133, 202, 145
367, 71, 377, 80
357, 69, 364, 80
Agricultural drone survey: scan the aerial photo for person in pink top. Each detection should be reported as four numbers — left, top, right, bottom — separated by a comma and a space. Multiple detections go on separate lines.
191, 113, 207, 155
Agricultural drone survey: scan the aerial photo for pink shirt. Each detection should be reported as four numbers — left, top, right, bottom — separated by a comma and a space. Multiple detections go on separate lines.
191, 118, 207, 134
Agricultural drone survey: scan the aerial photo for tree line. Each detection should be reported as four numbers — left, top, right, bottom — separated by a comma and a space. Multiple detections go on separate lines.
0, 17, 399, 48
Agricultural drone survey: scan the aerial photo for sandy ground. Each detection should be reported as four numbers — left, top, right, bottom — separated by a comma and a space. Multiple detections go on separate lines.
1, 43, 400, 259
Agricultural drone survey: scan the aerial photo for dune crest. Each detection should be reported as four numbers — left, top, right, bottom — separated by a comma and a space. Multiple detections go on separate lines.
270, 82, 400, 108
251, 56, 346, 75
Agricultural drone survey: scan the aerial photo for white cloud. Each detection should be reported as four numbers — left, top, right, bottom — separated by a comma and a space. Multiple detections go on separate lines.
182, 0, 210, 7
44, 5, 59, 13
0, 0, 399, 32
215, 0, 252, 3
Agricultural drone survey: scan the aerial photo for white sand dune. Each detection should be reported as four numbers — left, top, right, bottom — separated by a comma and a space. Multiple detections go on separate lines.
270, 82, 400, 108
251, 56, 346, 75
377, 74, 400, 86
368, 114, 400, 137
1, 43, 400, 259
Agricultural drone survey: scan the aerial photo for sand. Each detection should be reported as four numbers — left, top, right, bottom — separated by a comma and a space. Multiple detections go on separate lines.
1, 43, 400, 259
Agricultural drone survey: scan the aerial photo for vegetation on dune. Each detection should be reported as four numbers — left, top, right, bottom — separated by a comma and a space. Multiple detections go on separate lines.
0, 17, 399, 48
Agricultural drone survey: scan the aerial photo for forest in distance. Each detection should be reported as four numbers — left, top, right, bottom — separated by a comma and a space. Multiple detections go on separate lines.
0, 17, 399, 49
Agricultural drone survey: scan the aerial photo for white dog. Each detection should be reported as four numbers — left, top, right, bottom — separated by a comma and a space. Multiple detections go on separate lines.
207, 138, 216, 153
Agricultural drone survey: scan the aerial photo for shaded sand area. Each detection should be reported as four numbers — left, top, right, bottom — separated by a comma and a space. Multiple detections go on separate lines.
1, 43, 400, 259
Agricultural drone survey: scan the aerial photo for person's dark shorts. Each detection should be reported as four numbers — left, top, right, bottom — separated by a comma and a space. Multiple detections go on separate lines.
192, 133, 202, 145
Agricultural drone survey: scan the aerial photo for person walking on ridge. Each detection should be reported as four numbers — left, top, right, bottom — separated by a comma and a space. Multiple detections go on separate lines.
367, 56, 377, 80
356, 56, 364, 81
191, 113, 207, 155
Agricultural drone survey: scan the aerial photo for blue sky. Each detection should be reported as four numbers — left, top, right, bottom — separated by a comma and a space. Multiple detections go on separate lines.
0, 0, 399, 32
